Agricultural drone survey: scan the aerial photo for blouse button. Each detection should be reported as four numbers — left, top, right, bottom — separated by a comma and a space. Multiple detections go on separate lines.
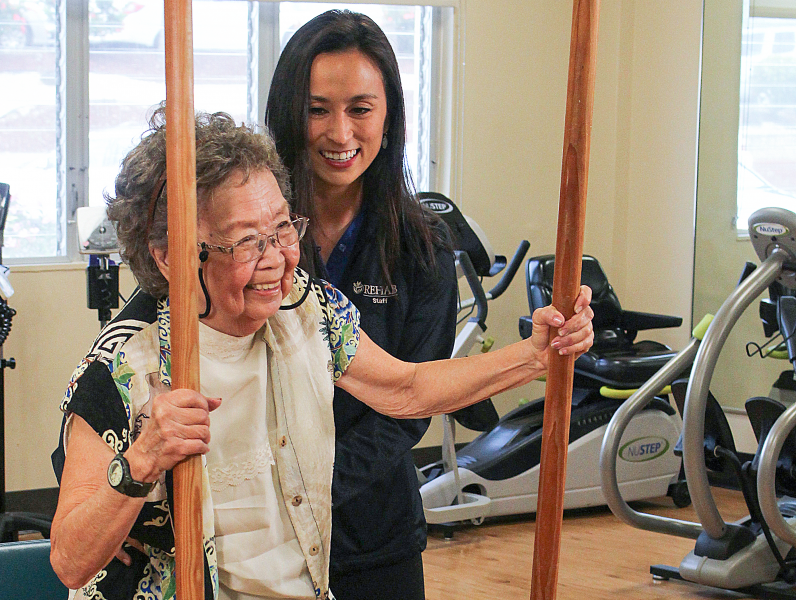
279, 436, 287, 448
292, 495, 303, 506
309, 545, 319, 556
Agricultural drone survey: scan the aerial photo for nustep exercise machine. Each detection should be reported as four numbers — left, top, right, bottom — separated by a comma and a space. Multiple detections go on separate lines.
601, 206, 796, 597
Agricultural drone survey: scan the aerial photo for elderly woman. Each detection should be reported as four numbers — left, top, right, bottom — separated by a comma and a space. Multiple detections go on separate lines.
49, 108, 594, 600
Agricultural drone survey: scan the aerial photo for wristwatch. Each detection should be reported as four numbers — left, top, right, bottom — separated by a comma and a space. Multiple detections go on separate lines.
107, 453, 156, 497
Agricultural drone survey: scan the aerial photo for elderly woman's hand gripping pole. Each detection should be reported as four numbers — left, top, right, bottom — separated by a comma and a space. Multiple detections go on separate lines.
337, 285, 594, 418
50, 390, 222, 589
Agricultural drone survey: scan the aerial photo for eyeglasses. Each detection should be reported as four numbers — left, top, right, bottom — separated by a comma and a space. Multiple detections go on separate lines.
198, 215, 309, 263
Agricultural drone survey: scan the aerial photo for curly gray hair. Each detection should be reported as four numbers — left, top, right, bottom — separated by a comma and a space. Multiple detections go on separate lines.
106, 104, 292, 298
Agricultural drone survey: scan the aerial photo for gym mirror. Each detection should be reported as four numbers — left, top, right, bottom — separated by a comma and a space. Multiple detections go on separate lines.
693, 0, 796, 413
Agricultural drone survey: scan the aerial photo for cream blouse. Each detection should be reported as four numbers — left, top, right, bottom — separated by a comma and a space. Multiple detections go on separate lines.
200, 323, 315, 600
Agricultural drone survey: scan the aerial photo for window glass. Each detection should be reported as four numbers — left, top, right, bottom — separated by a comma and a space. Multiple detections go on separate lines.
738, 16, 796, 232
88, 0, 248, 209
0, 0, 57, 259
0, 0, 444, 262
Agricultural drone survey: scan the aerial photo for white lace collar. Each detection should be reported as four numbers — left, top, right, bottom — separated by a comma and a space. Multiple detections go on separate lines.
199, 322, 258, 363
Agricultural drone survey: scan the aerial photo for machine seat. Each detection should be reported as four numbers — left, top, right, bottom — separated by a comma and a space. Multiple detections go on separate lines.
519, 254, 684, 389
575, 342, 679, 388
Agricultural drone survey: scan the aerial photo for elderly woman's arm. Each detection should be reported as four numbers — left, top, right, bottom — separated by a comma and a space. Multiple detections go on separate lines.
337, 287, 594, 418
50, 390, 220, 589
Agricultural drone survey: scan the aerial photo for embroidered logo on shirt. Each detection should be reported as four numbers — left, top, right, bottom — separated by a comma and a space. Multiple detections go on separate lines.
351, 281, 398, 304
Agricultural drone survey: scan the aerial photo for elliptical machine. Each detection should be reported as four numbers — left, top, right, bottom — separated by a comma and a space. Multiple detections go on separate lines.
601, 206, 796, 597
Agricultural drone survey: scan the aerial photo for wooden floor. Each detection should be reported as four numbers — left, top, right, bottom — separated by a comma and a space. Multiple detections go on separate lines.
423, 487, 764, 600
17, 487, 780, 599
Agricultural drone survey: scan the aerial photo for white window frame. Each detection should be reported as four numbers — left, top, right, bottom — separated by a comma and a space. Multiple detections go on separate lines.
61, 0, 90, 265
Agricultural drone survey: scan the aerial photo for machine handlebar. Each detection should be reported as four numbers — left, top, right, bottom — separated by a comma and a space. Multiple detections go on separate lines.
458, 241, 530, 314
456, 250, 489, 327
486, 240, 530, 300
779, 295, 796, 368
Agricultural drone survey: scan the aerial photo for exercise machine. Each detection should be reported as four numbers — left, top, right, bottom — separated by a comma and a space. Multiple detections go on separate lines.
77, 206, 120, 328
418, 193, 687, 524
417, 192, 529, 528
0, 182, 52, 541
601, 206, 796, 597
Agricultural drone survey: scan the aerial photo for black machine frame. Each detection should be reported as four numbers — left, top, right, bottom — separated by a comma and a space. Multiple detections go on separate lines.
0, 182, 53, 541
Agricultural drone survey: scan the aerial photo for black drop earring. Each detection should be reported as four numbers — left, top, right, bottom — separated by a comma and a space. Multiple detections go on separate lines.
198, 268, 212, 319
198, 245, 211, 318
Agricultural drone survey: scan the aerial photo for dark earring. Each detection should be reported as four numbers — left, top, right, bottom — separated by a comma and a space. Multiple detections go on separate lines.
198, 267, 212, 319
280, 278, 311, 310
382, 134, 388, 150
198, 245, 211, 318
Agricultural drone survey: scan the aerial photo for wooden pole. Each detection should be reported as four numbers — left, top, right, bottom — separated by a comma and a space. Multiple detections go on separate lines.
164, 0, 204, 598
530, 1, 600, 599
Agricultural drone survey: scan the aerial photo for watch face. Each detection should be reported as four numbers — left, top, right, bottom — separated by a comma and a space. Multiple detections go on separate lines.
108, 459, 124, 487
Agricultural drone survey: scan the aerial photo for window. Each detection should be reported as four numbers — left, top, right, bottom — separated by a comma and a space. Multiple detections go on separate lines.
87, 1, 250, 210
0, 0, 456, 263
737, 3, 796, 233
0, 0, 57, 258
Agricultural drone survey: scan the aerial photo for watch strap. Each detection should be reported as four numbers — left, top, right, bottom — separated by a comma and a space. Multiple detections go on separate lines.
108, 453, 156, 498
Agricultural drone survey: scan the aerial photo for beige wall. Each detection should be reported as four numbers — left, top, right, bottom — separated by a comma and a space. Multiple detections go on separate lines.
5, 264, 138, 491
6, 0, 704, 491
422, 0, 703, 447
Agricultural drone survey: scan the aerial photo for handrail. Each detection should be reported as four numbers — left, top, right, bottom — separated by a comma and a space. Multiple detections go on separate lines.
486, 240, 530, 300
682, 249, 790, 539
599, 336, 703, 539
455, 250, 488, 328
757, 403, 796, 547
458, 241, 530, 310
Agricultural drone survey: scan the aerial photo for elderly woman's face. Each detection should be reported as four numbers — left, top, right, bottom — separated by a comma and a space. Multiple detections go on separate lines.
196, 169, 300, 337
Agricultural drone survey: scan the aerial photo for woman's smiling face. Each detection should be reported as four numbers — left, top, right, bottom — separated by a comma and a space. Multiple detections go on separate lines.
306, 49, 388, 197
196, 169, 300, 337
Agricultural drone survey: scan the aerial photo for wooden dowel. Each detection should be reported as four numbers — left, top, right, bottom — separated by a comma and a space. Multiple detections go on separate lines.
164, 0, 204, 597
530, 1, 600, 599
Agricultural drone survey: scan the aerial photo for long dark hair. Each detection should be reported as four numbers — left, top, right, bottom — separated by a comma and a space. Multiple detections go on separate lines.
265, 9, 447, 284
